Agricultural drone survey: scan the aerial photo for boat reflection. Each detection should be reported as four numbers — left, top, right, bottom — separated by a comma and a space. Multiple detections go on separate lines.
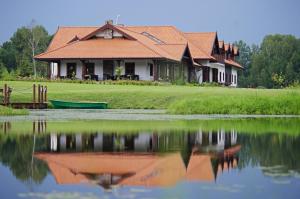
35, 130, 240, 189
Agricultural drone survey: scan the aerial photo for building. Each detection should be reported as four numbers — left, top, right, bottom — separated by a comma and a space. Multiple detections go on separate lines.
35, 20, 243, 87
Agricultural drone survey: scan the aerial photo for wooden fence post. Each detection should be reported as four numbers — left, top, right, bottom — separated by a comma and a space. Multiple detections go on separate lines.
44, 86, 47, 102
40, 86, 44, 103
4, 84, 7, 105
37, 84, 41, 104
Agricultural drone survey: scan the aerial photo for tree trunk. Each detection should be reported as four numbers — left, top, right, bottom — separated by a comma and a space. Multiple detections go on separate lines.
32, 46, 36, 79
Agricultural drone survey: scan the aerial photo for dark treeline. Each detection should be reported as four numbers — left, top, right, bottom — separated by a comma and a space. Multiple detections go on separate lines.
0, 22, 299, 88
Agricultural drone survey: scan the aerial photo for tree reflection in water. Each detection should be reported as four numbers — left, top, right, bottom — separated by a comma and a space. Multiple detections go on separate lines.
0, 120, 300, 189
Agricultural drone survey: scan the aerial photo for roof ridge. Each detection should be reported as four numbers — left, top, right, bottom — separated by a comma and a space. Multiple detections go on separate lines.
155, 43, 186, 46
118, 26, 175, 59
58, 26, 99, 28
184, 32, 217, 34
124, 25, 176, 28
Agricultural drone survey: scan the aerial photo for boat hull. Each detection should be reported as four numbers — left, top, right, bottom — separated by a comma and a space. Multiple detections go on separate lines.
50, 100, 108, 109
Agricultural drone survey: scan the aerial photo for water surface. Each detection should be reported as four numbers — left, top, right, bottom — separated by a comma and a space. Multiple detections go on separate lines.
0, 118, 300, 199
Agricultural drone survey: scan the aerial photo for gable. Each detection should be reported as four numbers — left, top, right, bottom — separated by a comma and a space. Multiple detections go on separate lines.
184, 32, 217, 56
81, 23, 136, 41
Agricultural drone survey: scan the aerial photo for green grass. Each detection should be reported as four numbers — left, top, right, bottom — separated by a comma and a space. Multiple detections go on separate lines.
0, 105, 28, 116
1, 80, 300, 114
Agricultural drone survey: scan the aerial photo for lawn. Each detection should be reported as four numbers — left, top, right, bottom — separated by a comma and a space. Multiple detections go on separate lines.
0, 105, 28, 116
1, 80, 300, 114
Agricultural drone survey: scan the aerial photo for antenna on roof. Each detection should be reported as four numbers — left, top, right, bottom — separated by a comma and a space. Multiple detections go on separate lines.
115, 15, 120, 25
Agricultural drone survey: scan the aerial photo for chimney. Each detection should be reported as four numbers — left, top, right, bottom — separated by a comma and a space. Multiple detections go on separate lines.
105, 19, 113, 25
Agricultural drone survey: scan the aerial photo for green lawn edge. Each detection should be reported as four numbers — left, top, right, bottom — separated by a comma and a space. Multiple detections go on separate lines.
1, 80, 300, 115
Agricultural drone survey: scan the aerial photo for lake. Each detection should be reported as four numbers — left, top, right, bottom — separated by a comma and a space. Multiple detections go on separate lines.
0, 111, 300, 199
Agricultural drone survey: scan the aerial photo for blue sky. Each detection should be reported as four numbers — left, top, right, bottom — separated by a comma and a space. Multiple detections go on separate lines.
1, 0, 300, 45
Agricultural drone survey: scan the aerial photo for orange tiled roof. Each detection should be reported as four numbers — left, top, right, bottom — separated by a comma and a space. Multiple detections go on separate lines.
224, 43, 231, 52
119, 25, 213, 60
35, 38, 164, 59
225, 59, 243, 69
184, 32, 217, 55
36, 24, 240, 65
36, 24, 215, 62
47, 26, 98, 52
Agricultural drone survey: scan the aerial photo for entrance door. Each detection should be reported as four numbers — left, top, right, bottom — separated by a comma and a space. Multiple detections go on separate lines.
212, 68, 218, 82
103, 60, 114, 80
202, 66, 210, 82
66, 63, 76, 78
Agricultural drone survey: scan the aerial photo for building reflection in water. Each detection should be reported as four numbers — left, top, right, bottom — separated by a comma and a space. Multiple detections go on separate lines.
35, 129, 240, 189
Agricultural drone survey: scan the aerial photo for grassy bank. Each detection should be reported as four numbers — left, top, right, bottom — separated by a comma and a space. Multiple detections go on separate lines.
0, 105, 28, 116
1, 80, 300, 114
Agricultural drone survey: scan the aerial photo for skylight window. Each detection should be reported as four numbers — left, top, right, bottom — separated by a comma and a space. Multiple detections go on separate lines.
141, 32, 165, 44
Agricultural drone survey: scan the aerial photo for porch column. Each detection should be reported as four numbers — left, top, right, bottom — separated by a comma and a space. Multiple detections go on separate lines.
57, 61, 61, 78
81, 60, 86, 80
153, 60, 158, 81
209, 67, 213, 82
47, 62, 51, 79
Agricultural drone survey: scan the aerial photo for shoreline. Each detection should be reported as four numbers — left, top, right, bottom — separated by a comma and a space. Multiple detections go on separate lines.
1, 109, 300, 122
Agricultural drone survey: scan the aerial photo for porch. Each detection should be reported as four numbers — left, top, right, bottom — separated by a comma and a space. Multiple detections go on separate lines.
48, 58, 193, 83
49, 59, 155, 81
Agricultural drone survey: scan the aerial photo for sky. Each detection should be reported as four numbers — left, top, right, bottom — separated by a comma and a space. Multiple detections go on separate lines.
0, 0, 300, 45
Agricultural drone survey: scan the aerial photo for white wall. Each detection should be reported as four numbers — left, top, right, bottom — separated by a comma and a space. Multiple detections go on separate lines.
195, 68, 203, 84
94, 60, 103, 80
59, 59, 153, 80
231, 68, 238, 87
124, 59, 153, 80
50, 62, 58, 78
208, 62, 225, 84
60, 60, 83, 79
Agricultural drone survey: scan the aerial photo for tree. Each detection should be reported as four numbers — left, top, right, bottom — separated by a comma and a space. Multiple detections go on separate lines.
0, 21, 51, 77
27, 20, 50, 78
234, 41, 259, 87
249, 34, 300, 88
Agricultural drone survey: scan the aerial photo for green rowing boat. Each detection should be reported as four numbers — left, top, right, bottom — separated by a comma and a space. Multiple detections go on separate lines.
50, 100, 108, 109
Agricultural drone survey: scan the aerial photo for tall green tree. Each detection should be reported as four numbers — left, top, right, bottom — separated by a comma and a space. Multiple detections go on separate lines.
0, 21, 52, 78
234, 41, 259, 87
250, 34, 300, 88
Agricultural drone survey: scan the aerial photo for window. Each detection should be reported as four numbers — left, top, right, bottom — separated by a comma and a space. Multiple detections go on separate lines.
223, 72, 225, 81
149, 63, 153, 76
219, 72, 222, 82
231, 74, 233, 83
142, 32, 165, 44
125, 62, 135, 75
234, 75, 237, 84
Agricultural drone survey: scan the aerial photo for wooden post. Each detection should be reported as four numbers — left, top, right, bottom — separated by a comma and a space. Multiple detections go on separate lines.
37, 84, 41, 103
33, 84, 36, 104
4, 84, 7, 105
153, 61, 158, 81
44, 86, 47, 102
40, 86, 44, 103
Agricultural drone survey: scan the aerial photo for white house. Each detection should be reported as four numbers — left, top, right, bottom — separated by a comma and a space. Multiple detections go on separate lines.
36, 20, 242, 87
